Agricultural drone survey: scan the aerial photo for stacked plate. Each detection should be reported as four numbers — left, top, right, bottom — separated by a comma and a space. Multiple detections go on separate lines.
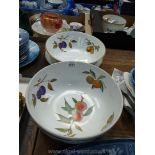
19, 28, 29, 64
129, 68, 135, 89
45, 31, 106, 66
123, 68, 135, 97
19, 28, 40, 68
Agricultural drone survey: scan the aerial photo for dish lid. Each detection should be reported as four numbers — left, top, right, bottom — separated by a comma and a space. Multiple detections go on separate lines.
46, 31, 106, 64
103, 14, 126, 25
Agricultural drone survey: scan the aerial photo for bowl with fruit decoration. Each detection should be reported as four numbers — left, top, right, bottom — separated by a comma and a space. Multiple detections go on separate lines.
45, 31, 106, 65
26, 62, 123, 143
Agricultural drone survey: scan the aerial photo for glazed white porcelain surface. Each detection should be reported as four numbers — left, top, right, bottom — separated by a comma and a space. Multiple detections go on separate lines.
46, 31, 106, 64
45, 50, 58, 64
102, 14, 126, 32
45, 50, 103, 67
26, 62, 123, 142
31, 20, 70, 36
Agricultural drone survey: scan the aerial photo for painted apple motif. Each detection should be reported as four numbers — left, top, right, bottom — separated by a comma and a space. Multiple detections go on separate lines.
75, 101, 87, 112
72, 111, 82, 122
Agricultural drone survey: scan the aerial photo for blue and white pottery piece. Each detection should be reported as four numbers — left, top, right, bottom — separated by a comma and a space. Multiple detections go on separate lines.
19, 28, 29, 46
129, 68, 135, 89
55, 138, 135, 155
19, 28, 30, 63
19, 40, 40, 68
123, 72, 135, 97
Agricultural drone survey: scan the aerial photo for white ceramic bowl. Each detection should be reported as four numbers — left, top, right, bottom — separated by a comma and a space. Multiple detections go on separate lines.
26, 62, 123, 143
69, 22, 84, 31
46, 31, 106, 64
102, 14, 126, 33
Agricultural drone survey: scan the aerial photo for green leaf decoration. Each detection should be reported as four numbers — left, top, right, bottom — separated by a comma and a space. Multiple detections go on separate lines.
102, 81, 107, 89
57, 37, 63, 40
75, 124, 83, 132
57, 113, 71, 124
82, 71, 90, 74
55, 128, 69, 133
69, 42, 72, 48
90, 69, 96, 78
53, 44, 57, 48
83, 105, 94, 116
67, 129, 73, 136
101, 113, 114, 131
69, 134, 76, 137
62, 99, 74, 114
95, 45, 100, 51
86, 39, 92, 45
72, 98, 77, 104
92, 85, 95, 89
61, 107, 69, 112
69, 117, 73, 120
48, 82, 53, 90
50, 79, 57, 82
32, 94, 36, 107
101, 124, 108, 131
86, 76, 94, 84
97, 75, 106, 80
100, 81, 104, 92
40, 98, 48, 102
61, 107, 74, 115
71, 40, 77, 43
107, 113, 114, 124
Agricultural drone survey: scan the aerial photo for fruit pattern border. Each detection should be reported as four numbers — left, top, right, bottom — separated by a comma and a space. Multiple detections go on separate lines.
52, 35, 100, 54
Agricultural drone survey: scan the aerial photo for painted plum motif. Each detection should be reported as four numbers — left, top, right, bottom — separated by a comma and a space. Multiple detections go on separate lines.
52, 35, 77, 52
32, 74, 57, 106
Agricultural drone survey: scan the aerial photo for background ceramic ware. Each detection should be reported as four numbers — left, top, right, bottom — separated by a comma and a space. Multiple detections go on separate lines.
102, 14, 126, 33
46, 31, 106, 64
55, 139, 135, 155
129, 68, 135, 89
123, 72, 135, 97
19, 28, 30, 64
69, 22, 84, 31
19, 40, 40, 68
40, 13, 63, 33
19, 28, 29, 46
26, 62, 123, 143
31, 20, 70, 36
